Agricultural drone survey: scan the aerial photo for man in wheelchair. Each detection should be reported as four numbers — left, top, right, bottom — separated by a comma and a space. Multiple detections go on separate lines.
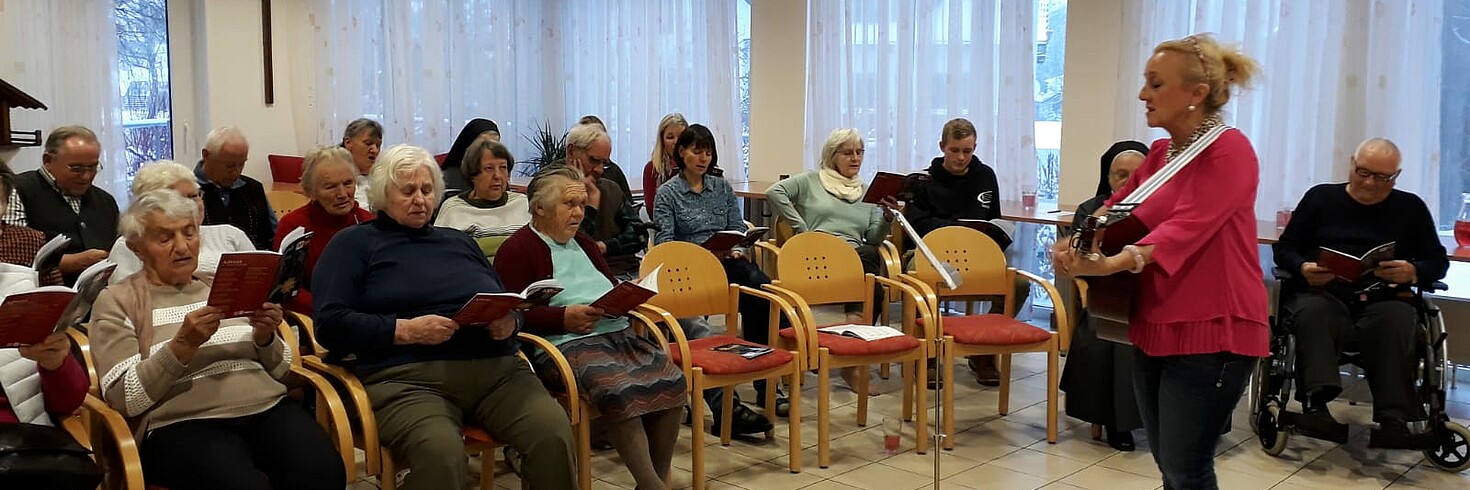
1272, 138, 1448, 449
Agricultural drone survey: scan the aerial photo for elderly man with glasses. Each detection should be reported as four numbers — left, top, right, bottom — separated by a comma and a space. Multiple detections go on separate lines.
3, 125, 119, 286
1271, 137, 1447, 449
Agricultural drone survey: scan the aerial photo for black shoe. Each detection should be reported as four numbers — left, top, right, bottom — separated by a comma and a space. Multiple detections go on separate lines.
968, 356, 1001, 387
1369, 420, 1435, 450
1105, 427, 1135, 452
711, 403, 774, 438
756, 390, 792, 418
1296, 408, 1349, 444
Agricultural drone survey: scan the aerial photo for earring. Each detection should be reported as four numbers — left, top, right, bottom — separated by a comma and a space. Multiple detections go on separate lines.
1187, 105, 1197, 112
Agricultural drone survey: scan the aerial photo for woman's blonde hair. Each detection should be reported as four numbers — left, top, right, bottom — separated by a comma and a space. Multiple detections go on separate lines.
648, 113, 688, 178
1153, 33, 1261, 113
819, 128, 864, 171
300, 146, 355, 193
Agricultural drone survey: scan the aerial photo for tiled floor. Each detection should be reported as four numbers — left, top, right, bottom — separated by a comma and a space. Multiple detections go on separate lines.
345, 310, 1470, 490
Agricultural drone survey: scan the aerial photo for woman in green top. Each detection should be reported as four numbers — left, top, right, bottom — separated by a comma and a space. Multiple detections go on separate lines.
765, 127, 895, 394
494, 167, 687, 490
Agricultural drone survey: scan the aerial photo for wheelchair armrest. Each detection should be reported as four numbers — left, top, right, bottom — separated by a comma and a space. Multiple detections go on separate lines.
1427, 281, 1449, 293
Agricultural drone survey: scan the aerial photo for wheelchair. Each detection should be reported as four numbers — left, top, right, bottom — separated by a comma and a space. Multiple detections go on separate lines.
1248, 271, 1470, 472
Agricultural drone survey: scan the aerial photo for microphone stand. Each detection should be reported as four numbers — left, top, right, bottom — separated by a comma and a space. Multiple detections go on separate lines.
891, 213, 960, 489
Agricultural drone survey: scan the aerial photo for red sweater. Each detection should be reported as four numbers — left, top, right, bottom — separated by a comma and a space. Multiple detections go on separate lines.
493, 225, 617, 334
1106, 130, 1269, 358
642, 161, 676, 215
0, 355, 87, 424
273, 201, 376, 314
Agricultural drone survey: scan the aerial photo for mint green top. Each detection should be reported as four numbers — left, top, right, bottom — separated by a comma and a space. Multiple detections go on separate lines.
533, 227, 630, 345
765, 170, 891, 247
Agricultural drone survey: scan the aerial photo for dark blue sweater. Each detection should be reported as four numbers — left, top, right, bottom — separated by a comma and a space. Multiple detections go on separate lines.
312, 213, 518, 374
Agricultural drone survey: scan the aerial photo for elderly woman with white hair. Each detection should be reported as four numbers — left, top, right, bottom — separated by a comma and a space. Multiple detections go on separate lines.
495, 166, 687, 490
89, 190, 343, 490
766, 128, 894, 394
312, 145, 576, 490
273, 146, 375, 313
107, 160, 254, 284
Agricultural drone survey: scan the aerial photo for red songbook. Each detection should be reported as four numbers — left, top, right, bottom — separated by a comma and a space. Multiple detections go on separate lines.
1317, 242, 1396, 282
861, 172, 910, 204
589, 265, 661, 317
207, 228, 313, 318
0, 260, 117, 347
452, 279, 564, 326
700, 227, 770, 255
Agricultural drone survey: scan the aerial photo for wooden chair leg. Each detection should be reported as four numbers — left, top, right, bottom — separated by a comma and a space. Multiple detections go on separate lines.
480, 447, 495, 490
998, 353, 1012, 415
901, 360, 914, 421
856, 365, 870, 428
720, 386, 735, 446
1046, 347, 1060, 443
577, 406, 593, 490
942, 339, 957, 450
380, 448, 397, 490
818, 354, 832, 468
915, 356, 929, 454
787, 365, 802, 473
880, 361, 892, 380
692, 373, 708, 490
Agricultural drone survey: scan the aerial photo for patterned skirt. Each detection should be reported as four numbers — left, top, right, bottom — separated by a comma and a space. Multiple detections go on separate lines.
535, 328, 687, 421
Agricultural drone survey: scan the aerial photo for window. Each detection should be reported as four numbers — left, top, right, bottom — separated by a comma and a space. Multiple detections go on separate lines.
115, 0, 173, 192
737, 0, 753, 177
1023, 0, 1067, 317
1440, 0, 1470, 234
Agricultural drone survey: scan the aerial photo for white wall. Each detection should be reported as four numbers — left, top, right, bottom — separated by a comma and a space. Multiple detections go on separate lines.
169, 0, 316, 184
747, 0, 809, 182
1056, 0, 1125, 207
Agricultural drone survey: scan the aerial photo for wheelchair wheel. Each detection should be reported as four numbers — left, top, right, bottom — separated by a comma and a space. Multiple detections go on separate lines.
1257, 403, 1289, 456
1424, 421, 1470, 473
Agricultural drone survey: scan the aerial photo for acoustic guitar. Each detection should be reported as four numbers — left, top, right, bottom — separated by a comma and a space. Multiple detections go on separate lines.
1071, 207, 1149, 344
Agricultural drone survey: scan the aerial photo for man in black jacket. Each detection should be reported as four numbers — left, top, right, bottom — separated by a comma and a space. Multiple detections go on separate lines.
196, 127, 276, 250
1272, 138, 1446, 449
558, 123, 645, 278
4, 125, 118, 285
903, 118, 1029, 387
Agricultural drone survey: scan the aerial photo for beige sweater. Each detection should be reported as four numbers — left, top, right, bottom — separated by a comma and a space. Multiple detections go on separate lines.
89, 277, 291, 440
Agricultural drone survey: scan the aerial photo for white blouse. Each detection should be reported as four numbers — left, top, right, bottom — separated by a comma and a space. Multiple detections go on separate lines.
107, 224, 256, 284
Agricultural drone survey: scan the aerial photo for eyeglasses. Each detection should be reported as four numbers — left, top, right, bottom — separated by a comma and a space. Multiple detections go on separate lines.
1352, 165, 1401, 183
66, 164, 102, 175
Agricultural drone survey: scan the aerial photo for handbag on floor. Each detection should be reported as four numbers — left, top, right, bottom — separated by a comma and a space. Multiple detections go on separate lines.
0, 422, 104, 490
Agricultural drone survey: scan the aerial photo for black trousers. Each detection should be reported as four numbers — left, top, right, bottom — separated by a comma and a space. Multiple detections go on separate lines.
706, 258, 781, 410
141, 399, 345, 490
846, 244, 887, 317
1286, 289, 1424, 422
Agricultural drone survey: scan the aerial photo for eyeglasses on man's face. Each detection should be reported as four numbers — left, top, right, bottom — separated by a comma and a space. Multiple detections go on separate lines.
1352, 165, 1400, 183
66, 164, 103, 175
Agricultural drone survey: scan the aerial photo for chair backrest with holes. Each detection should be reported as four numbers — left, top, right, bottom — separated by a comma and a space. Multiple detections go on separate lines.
640, 242, 733, 320
267, 190, 310, 219
773, 216, 796, 245
912, 226, 1012, 298
775, 232, 871, 306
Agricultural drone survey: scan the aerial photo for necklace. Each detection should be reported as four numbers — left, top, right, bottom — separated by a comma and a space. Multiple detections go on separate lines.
1166, 113, 1225, 162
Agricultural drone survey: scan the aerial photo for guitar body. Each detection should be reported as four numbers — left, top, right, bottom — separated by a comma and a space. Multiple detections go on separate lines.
1074, 211, 1150, 344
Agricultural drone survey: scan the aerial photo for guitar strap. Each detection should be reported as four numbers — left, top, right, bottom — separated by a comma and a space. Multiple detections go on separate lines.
1115, 125, 1231, 210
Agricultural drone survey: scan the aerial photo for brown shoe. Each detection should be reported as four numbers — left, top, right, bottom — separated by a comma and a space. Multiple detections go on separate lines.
967, 356, 1001, 387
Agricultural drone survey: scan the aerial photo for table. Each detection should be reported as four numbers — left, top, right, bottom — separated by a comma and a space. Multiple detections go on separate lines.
732, 180, 777, 226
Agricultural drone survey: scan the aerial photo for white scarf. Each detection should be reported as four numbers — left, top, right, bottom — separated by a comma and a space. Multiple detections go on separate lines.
818, 168, 865, 202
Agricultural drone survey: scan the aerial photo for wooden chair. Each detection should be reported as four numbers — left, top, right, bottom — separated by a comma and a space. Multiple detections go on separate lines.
64, 322, 354, 490
291, 311, 576, 490
761, 232, 935, 466
267, 190, 309, 219
267, 154, 305, 184
631, 241, 804, 490
756, 217, 903, 319
899, 226, 1071, 448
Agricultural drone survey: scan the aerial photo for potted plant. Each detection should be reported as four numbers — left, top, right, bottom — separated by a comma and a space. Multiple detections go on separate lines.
518, 120, 567, 176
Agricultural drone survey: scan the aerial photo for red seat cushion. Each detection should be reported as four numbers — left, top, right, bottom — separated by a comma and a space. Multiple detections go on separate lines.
435, 153, 449, 165
668, 336, 794, 376
462, 426, 498, 444
918, 314, 1052, 346
267, 154, 305, 183
778, 326, 922, 357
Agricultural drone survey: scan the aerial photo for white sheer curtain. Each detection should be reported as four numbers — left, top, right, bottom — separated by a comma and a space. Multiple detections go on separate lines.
308, 0, 745, 182
0, 0, 129, 201
805, 0, 1038, 193
1114, 0, 1445, 220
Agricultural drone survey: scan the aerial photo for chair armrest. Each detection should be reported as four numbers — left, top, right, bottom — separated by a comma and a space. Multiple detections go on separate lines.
300, 356, 381, 476
81, 394, 144, 490
285, 311, 328, 356
752, 241, 781, 278
760, 283, 818, 370
1073, 278, 1089, 309
879, 240, 902, 279
64, 327, 97, 393
1016, 269, 1071, 347
289, 364, 356, 479
633, 304, 693, 392
733, 284, 803, 351
897, 273, 941, 319
515, 332, 582, 426
873, 275, 938, 345
626, 310, 671, 348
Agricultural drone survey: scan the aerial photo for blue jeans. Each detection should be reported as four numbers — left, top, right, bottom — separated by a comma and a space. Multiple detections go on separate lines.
1133, 350, 1254, 490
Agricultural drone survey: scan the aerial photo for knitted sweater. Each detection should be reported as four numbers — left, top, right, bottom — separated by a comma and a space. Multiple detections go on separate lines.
107, 224, 256, 285
766, 170, 890, 247
312, 214, 519, 375
433, 191, 531, 260
89, 277, 291, 440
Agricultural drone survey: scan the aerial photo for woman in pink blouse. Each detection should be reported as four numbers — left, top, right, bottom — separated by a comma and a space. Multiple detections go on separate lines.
1054, 34, 1266, 490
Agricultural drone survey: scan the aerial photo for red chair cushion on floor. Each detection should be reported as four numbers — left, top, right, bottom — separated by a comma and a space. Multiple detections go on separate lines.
668, 336, 794, 376
917, 314, 1052, 346
462, 426, 498, 444
778, 326, 921, 357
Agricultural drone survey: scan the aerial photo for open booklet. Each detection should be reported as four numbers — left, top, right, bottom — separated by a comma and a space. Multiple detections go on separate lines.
816, 324, 906, 341
32, 234, 70, 272
589, 263, 662, 317
207, 226, 313, 318
861, 171, 911, 204
701, 227, 770, 255
955, 219, 1016, 251
452, 279, 565, 325
1317, 242, 1396, 282
0, 259, 117, 347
